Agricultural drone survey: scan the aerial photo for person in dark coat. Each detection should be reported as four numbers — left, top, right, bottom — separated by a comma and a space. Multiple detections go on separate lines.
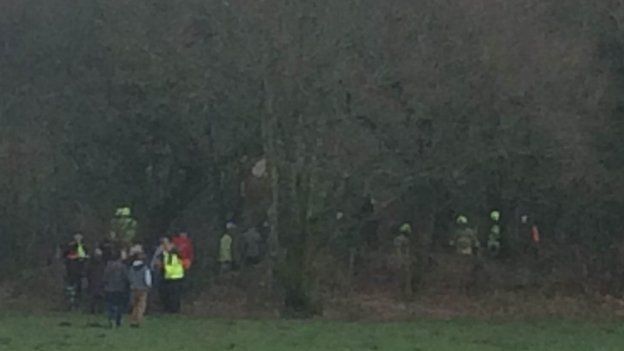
63, 233, 89, 307
103, 252, 129, 328
86, 247, 106, 314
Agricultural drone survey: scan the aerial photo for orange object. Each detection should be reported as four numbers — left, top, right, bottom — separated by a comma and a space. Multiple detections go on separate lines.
531, 225, 540, 244
182, 258, 192, 270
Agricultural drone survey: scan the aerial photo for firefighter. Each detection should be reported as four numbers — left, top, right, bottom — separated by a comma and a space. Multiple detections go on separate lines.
487, 210, 502, 256
110, 207, 138, 248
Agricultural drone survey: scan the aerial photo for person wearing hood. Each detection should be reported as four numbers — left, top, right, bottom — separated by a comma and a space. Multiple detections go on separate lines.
128, 252, 152, 327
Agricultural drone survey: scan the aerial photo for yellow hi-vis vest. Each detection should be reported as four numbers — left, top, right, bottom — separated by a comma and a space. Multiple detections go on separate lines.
77, 243, 87, 258
163, 252, 185, 280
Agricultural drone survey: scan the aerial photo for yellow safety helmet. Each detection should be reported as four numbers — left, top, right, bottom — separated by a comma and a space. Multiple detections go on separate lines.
116, 207, 131, 217
490, 210, 500, 222
399, 223, 412, 234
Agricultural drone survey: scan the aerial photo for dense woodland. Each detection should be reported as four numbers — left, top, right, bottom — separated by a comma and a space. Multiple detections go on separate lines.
3, 0, 624, 314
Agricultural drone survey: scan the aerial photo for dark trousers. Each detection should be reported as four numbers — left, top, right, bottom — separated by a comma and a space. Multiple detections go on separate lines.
106, 291, 126, 326
65, 272, 83, 310
66, 261, 85, 299
162, 279, 183, 313
89, 292, 104, 314
67, 274, 82, 294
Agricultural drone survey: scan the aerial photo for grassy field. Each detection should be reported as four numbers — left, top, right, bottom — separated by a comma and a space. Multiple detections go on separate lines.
0, 313, 622, 351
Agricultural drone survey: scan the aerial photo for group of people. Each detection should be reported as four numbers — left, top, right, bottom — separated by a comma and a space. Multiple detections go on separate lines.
62, 206, 269, 328
390, 209, 541, 263
62, 207, 194, 328
389, 210, 542, 293
217, 221, 265, 274
64, 205, 541, 322
449, 210, 541, 258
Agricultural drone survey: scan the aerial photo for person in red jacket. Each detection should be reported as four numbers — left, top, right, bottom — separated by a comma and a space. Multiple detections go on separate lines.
172, 231, 194, 270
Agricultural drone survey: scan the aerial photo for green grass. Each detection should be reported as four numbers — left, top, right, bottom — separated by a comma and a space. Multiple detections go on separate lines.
0, 313, 622, 350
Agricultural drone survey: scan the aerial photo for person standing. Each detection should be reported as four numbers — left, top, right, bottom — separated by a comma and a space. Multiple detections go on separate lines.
219, 224, 235, 274
487, 210, 502, 256
86, 247, 106, 314
450, 215, 481, 293
450, 215, 480, 256
63, 233, 89, 308
172, 231, 194, 270
103, 252, 129, 328
393, 223, 412, 296
128, 252, 152, 327
394, 223, 411, 262
150, 237, 169, 277
520, 214, 540, 257
150, 237, 170, 312
110, 206, 138, 249
161, 242, 185, 313
530, 222, 541, 258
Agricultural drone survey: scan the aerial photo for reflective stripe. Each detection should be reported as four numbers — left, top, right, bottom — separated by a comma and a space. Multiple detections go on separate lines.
163, 252, 185, 280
